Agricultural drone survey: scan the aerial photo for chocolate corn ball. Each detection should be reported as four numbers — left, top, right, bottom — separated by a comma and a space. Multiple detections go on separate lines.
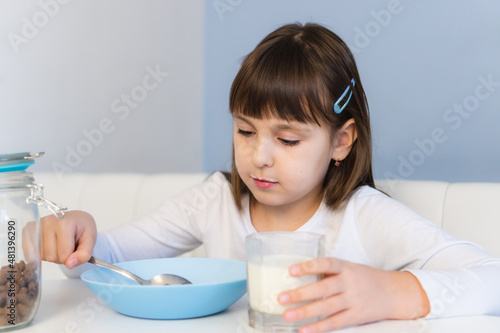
16, 302, 31, 321
0, 266, 8, 285
27, 281, 38, 298
16, 287, 31, 306
0, 307, 8, 326
23, 262, 37, 282
17, 261, 26, 273
0, 261, 39, 327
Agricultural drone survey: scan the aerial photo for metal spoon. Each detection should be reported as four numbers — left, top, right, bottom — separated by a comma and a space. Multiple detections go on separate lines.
88, 256, 192, 285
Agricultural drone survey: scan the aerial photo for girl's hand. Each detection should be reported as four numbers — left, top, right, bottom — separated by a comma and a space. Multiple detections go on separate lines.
277, 257, 430, 332
40, 210, 97, 269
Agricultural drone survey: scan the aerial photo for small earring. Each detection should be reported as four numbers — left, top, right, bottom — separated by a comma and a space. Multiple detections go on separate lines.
335, 149, 345, 167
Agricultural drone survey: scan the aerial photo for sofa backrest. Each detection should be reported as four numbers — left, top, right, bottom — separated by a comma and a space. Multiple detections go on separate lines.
375, 179, 449, 227
376, 179, 500, 257
34, 173, 500, 279
442, 183, 500, 257
35, 172, 208, 230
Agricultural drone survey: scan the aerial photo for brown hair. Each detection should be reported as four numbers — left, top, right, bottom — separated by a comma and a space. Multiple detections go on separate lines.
229, 22, 374, 210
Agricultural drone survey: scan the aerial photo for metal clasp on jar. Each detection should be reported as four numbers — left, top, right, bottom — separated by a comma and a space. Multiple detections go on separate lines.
26, 183, 67, 219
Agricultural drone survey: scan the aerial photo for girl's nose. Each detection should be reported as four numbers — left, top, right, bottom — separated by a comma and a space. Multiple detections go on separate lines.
253, 139, 274, 168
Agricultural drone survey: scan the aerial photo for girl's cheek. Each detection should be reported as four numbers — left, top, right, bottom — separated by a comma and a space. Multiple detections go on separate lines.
234, 149, 245, 172
234, 157, 242, 172
235, 141, 253, 159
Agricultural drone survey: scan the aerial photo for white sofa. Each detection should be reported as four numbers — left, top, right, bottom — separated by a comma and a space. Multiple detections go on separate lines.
34, 172, 500, 280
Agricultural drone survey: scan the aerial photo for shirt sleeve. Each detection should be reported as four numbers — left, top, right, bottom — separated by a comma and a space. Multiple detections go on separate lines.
352, 188, 500, 318
406, 245, 500, 318
92, 173, 227, 263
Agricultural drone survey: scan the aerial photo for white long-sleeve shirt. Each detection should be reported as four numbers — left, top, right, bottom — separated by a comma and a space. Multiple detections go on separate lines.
92, 172, 500, 318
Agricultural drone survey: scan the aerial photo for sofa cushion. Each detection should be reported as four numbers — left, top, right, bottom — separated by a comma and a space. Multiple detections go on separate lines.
375, 179, 449, 227
443, 183, 500, 257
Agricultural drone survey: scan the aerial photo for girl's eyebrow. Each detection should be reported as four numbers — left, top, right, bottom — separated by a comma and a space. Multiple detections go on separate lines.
234, 115, 312, 133
234, 115, 252, 124
272, 122, 313, 134
234, 115, 257, 128
275, 123, 305, 131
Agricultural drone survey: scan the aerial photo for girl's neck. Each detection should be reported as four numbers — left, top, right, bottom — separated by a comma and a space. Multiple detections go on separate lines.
249, 191, 323, 232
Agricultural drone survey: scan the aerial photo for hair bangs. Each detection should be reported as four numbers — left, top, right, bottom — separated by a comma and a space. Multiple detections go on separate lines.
230, 36, 330, 126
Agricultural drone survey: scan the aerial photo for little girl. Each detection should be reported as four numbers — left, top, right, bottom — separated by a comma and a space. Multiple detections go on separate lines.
41, 23, 500, 332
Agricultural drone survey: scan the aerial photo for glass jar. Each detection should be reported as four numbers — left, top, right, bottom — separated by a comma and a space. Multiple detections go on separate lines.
0, 152, 66, 330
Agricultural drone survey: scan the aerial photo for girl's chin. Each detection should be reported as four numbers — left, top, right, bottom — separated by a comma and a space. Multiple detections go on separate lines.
249, 190, 290, 208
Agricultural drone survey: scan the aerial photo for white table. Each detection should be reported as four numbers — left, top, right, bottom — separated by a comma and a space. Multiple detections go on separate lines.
18, 279, 500, 333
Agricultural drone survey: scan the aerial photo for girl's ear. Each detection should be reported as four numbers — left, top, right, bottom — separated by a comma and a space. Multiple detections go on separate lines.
332, 118, 358, 161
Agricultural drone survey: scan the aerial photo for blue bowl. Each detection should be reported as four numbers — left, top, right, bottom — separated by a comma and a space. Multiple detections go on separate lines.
80, 257, 247, 319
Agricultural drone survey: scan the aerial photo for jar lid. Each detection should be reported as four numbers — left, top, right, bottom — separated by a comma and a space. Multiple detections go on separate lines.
0, 152, 44, 172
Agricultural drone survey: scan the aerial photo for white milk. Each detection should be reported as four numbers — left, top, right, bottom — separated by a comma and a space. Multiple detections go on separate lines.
247, 254, 318, 315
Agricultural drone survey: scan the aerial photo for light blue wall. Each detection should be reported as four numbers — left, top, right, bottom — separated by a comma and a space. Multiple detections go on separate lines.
5, 1, 497, 181
203, 0, 500, 182
0, 0, 205, 175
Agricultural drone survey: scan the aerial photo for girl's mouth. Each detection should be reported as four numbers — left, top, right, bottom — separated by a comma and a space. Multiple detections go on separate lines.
251, 175, 278, 189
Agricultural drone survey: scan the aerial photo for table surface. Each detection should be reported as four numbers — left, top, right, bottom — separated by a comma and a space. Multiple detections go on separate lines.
14, 279, 500, 333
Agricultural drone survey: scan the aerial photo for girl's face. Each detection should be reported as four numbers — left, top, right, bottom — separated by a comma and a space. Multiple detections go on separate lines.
233, 114, 336, 210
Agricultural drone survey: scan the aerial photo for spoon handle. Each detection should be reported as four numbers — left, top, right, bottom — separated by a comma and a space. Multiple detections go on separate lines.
88, 256, 147, 285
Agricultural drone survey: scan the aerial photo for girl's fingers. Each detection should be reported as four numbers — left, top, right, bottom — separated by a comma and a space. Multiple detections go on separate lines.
291, 257, 345, 277
21, 222, 37, 262
283, 292, 348, 323
279, 258, 349, 308
279, 275, 343, 304
57, 219, 79, 266
40, 211, 97, 268
285, 297, 364, 332
68, 227, 97, 268
299, 309, 360, 333
41, 219, 59, 263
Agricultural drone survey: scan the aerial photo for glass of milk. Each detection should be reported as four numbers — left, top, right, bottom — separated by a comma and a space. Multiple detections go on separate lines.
246, 232, 324, 332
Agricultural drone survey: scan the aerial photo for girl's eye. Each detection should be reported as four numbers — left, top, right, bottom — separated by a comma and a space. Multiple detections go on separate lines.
279, 138, 300, 146
237, 129, 254, 137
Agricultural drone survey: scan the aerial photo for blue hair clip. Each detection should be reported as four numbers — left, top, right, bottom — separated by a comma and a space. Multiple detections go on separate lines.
333, 78, 355, 114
